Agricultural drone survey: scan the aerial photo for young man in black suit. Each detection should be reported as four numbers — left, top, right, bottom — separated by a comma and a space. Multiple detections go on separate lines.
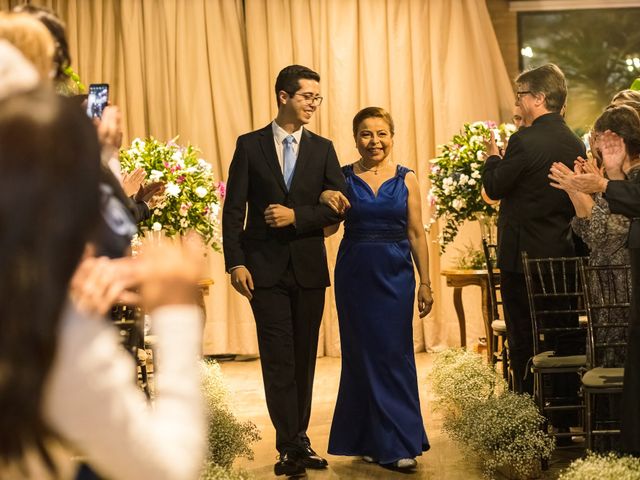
222, 65, 347, 477
482, 64, 586, 395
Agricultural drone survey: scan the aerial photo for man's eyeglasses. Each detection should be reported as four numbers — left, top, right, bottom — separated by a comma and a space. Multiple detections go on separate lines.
515, 90, 533, 99
291, 92, 324, 106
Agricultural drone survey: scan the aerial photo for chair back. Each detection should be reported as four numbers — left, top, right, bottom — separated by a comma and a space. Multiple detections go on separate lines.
482, 239, 501, 322
580, 264, 631, 369
522, 253, 587, 356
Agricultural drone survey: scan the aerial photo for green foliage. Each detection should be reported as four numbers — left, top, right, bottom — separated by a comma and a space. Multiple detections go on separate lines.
200, 361, 260, 474
430, 349, 554, 479
558, 452, 640, 480
62, 66, 85, 93
454, 243, 486, 270
520, 9, 640, 130
120, 137, 223, 250
428, 122, 513, 252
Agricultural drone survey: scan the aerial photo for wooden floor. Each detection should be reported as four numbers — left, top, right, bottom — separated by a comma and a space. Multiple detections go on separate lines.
219, 353, 583, 479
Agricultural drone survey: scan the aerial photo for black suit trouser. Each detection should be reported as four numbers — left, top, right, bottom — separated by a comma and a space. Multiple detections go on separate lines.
500, 270, 535, 395
250, 263, 325, 454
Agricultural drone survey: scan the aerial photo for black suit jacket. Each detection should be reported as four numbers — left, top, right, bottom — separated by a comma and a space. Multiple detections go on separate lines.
482, 113, 586, 272
222, 124, 346, 288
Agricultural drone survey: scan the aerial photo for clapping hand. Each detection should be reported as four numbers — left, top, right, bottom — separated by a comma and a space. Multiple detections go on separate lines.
122, 168, 146, 197
70, 235, 204, 316
319, 190, 351, 214
599, 130, 626, 176
549, 162, 577, 192
574, 155, 603, 177
135, 181, 165, 204
482, 129, 501, 159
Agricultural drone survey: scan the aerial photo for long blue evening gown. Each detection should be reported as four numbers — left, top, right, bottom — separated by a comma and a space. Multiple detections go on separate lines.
327, 164, 430, 464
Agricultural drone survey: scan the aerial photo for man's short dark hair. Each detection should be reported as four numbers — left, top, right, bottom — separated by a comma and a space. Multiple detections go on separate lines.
516, 63, 567, 113
274, 65, 320, 105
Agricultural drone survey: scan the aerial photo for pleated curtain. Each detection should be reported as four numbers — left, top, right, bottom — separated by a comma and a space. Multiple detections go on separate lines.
0, 0, 514, 356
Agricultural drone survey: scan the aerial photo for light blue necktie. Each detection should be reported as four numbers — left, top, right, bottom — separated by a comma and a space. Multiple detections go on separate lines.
282, 134, 296, 190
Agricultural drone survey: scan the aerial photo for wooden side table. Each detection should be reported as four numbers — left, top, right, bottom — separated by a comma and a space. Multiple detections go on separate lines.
440, 269, 493, 361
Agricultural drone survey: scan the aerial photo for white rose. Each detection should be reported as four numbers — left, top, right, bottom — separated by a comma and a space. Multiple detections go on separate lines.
459, 174, 469, 185
476, 151, 485, 161
210, 203, 221, 219
165, 182, 181, 197
471, 170, 481, 179
131, 138, 145, 150
452, 198, 466, 210
195, 186, 208, 198
149, 169, 164, 181
198, 159, 212, 170
152, 222, 162, 231
468, 178, 477, 186
180, 218, 189, 228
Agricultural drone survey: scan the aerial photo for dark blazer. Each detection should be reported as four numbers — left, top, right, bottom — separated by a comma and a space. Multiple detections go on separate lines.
482, 112, 586, 272
222, 124, 346, 288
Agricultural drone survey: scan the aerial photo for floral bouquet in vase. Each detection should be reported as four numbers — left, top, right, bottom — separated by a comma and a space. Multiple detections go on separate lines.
120, 137, 224, 251
428, 121, 516, 252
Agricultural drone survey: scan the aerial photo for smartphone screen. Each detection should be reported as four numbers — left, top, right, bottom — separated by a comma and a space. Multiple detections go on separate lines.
86, 83, 109, 119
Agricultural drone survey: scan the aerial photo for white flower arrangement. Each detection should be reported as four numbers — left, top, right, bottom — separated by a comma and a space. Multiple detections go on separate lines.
558, 452, 640, 480
428, 121, 516, 251
429, 349, 554, 479
120, 137, 224, 251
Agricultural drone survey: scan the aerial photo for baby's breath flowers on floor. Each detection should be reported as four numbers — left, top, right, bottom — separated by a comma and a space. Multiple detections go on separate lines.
430, 349, 554, 479
200, 361, 260, 479
558, 452, 640, 480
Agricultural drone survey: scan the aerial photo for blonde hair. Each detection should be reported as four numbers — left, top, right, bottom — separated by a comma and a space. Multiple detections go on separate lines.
0, 12, 54, 81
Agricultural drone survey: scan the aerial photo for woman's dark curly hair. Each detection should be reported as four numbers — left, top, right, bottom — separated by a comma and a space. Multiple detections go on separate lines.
595, 104, 640, 158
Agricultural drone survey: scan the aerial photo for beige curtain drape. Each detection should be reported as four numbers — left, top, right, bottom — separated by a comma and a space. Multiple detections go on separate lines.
2, 0, 514, 356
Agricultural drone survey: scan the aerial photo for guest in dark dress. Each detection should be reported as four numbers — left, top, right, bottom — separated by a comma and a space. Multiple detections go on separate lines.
549, 103, 640, 454
550, 105, 640, 451
321, 107, 433, 470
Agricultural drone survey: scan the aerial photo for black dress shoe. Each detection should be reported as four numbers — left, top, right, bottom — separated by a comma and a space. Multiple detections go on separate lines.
274, 452, 306, 477
297, 445, 328, 469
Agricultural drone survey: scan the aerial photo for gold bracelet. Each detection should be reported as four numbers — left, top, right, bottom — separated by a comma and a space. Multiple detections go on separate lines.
420, 282, 431, 288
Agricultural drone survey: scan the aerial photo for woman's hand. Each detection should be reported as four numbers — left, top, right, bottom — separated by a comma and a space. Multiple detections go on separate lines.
575, 155, 603, 177
600, 130, 626, 176
122, 167, 146, 197
549, 162, 577, 192
136, 233, 204, 310
319, 190, 350, 214
70, 234, 204, 316
417, 285, 434, 318
70, 256, 141, 316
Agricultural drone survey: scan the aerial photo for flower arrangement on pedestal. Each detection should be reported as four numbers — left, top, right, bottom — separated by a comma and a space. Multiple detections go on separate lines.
120, 137, 224, 251
428, 121, 516, 252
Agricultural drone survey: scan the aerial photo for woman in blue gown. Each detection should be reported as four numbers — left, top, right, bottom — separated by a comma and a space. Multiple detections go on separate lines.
322, 107, 433, 470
